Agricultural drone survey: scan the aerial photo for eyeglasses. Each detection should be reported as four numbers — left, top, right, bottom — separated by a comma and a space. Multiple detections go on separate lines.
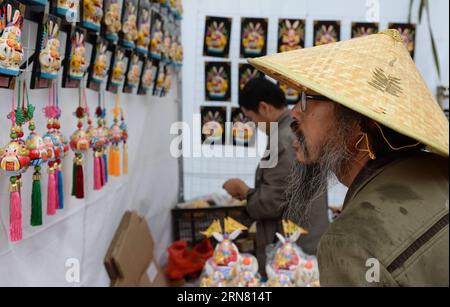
297, 92, 332, 112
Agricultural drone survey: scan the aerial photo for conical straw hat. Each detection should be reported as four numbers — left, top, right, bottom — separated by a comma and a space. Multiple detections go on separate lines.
248, 30, 449, 157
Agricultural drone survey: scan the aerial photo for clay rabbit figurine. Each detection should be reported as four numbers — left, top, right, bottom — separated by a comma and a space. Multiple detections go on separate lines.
0, 4, 23, 75
122, 2, 138, 46
92, 43, 107, 82
280, 19, 302, 52
39, 20, 62, 79
69, 32, 87, 80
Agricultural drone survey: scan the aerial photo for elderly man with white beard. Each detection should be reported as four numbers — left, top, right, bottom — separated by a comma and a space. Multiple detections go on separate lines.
249, 29, 449, 287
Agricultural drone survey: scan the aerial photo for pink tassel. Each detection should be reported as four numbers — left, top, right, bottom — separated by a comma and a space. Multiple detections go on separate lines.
47, 170, 57, 216
10, 187, 22, 242
94, 156, 102, 190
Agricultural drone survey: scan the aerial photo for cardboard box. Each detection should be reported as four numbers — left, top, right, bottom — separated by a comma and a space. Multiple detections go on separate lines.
105, 211, 157, 286
112, 261, 168, 287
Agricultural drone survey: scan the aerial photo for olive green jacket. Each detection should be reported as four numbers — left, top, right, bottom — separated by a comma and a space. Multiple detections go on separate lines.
318, 151, 449, 287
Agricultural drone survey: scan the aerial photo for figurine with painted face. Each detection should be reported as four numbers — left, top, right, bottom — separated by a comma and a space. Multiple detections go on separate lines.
149, 18, 163, 60
92, 42, 108, 83
70, 128, 90, 154
111, 49, 125, 86
136, 4, 151, 54
104, 0, 121, 42
121, 1, 138, 48
126, 54, 140, 88
39, 20, 62, 79
0, 138, 30, 176
0, 3, 24, 76
82, 0, 103, 32
69, 31, 88, 80
26, 132, 48, 167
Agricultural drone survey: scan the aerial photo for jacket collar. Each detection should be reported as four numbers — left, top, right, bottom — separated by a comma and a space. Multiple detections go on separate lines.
343, 150, 422, 210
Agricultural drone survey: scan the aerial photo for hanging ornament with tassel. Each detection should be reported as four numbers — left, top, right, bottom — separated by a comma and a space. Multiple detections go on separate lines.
0, 81, 31, 241
90, 91, 108, 190
52, 84, 69, 210
23, 80, 48, 226
100, 91, 109, 184
120, 107, 128, 175
43, 81, 62, 216
108, 94, 122, 177
70, 87, 90, 199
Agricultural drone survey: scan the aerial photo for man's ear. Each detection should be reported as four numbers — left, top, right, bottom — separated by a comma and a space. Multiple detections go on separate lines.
258, 101, 270, 116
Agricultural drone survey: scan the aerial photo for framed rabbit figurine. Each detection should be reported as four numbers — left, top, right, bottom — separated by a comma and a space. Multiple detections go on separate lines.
231, 107, 256, 147
200, 106, 227, 145
313, 20, 340, 46
102, 0, 121, 43
388, 22, 416, 59
62, 27, 89, 88
137, 57, 158, 95
80, 0, 103, 32
0, 0, 25, 89
106, 45, 128, 93
120, 0, 138, 49
30, 14, 63, 89
240, 17, 268, 58
351, 22, 379, 39
136, 0, 151, 55
87, 37, 110, 91
278, 19, 305, 53
123, 52, 141, 93
204, 61, 231, 102
148, 11, 164, 60
238, 63, 263, 100
203, 16, 232, 58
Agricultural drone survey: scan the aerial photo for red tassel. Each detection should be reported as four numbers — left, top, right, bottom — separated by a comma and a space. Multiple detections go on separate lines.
75, 163, 84, 199
47, 168, 57, 216
94, 155, 102, 190
10, 181, 22, 242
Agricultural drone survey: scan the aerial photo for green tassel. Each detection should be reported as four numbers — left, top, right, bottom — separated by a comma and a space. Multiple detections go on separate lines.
31, 175, 43, 227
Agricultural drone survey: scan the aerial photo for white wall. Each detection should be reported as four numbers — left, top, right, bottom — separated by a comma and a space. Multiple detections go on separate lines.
182, 0, 449, 206
0, 17, 180, 285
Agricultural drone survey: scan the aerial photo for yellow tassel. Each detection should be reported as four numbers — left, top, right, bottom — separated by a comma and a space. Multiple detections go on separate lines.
122, 143, 128, 175
108, 146, 114, 175
109, 145, 121, 177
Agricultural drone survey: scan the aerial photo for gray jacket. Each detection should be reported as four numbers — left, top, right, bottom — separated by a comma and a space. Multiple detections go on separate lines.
246, 110, 329, 276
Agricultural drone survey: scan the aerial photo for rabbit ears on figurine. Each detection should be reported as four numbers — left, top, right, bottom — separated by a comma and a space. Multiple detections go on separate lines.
48, 20, 59, 39
248, 22, 261, 31
126, 2, 136, 14
277, 219, 308, 243
141, 9, 149, 21
201, 217, 248, 242
212, 21, 224, 31
99, 43, 107, 54
131, 54, 139, 64
116, 50, 124, 61
285, 19, 300, 29
4, 4, 22, 28
74, 32, 84, 46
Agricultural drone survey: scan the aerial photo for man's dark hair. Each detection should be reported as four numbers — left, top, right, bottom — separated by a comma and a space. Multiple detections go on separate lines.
239, 77, 287, 112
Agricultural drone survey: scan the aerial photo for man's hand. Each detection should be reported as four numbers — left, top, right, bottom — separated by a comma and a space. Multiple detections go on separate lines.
223, 179, 251, 201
